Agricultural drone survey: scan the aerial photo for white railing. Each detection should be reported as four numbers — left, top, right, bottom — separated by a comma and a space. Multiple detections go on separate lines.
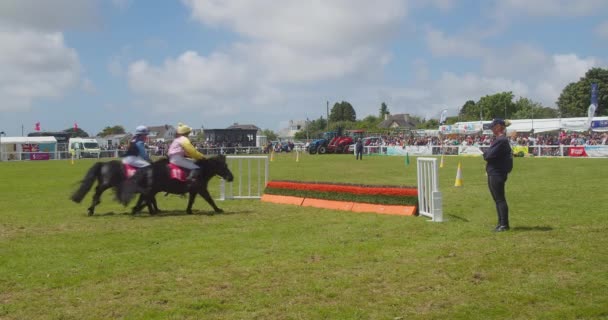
219, 156, 269, 200
2, 145, 608, 162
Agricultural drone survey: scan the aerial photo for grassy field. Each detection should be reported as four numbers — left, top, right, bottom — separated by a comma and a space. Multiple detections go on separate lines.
1, 153, 607, 319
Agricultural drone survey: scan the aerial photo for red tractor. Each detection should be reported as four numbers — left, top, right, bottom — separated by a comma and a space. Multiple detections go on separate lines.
319, 129, 365, 154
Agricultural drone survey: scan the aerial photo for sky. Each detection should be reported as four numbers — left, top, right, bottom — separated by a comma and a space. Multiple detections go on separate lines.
0, 0, 607, 137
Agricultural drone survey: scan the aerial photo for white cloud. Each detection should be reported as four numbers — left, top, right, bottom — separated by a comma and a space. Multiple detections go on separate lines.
183, 0, 406, 50
0, 0, 98, 31
0, 29, 80, 111
481, 44, 548, 77
595, 21, 608, 39
426, 28, 489, 58
128, 51, 259, 114
128, 1, 407, 115
532, 54, 601, 105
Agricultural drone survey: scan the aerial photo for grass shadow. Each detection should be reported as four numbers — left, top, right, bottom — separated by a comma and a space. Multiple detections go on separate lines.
445, 214, 470, 222
128, 209, 256, 218
512, 226, 553, 232
88, 211, 132, 217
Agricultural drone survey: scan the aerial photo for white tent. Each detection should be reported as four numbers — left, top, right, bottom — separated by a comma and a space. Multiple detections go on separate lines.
439, 116, 608, 134
0, 136, 57, 161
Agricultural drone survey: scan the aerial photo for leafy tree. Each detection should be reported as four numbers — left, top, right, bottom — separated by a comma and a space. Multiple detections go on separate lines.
356, 115, 381, 130
379, 102, 390, 119
329, 101, 356, 122
63, 127, 89, 138
511, 97, 558, 119
261, 129, 278, 142
97, 125, 126, 137
416, 118, 439, 129
477, 92, 516, 120
458, 100, 478, 121
557, 67, 608, 117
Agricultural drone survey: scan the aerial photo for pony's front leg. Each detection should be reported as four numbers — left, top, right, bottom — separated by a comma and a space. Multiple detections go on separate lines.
131, 194, 147, 214
198, 188, 223, 213
151, 195, 161, 213
143, 193, 158, 215
186, 191, 197, 214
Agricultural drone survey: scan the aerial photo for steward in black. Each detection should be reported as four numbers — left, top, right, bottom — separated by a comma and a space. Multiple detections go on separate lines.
483, 118, 513, 232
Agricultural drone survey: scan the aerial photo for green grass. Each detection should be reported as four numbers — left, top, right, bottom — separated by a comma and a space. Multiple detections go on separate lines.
1, 154, 608, 319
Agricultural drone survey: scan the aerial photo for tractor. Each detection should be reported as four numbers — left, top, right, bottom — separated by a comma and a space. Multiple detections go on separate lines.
308, 132, 336, 154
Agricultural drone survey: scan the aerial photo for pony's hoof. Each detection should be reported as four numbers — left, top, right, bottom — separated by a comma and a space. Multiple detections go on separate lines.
87, 210, 94, 216
186, 210, 193, 215
214, 208, 224, 214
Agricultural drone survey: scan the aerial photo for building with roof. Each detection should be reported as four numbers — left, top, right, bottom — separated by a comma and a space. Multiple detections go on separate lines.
147, 125, 176, 142
204, 123, 260, 147
378, 114, 418, 130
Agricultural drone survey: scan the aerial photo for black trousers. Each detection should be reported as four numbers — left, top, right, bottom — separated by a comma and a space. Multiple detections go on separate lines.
488, 174, 509, 227
356, 150, 363, 160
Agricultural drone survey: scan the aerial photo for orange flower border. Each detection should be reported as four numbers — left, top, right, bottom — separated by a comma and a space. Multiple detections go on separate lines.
267, 180, 418, 197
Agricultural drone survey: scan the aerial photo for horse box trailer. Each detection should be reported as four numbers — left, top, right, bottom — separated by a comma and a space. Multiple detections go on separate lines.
69, 138, 101, 158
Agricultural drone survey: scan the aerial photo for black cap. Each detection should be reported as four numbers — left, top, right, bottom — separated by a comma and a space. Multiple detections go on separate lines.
490, 118, 506, 127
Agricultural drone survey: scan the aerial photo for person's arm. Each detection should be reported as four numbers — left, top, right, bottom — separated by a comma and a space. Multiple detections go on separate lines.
483, 138, 509, 160
135, 140, 150, 161
181, 140, 205, 160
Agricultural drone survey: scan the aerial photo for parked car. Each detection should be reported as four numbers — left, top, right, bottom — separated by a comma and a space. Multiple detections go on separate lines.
348, 136, 382, 153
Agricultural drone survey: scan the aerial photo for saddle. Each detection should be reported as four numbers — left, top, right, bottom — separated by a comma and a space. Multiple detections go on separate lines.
123, 163, 189, 182
123, 164, 139, 178
168, 163, 188, 182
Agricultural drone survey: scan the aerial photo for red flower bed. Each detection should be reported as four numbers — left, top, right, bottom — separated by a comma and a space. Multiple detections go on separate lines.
267, 180, 417, 197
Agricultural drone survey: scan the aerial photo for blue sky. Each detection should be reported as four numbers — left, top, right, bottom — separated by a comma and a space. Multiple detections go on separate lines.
1, 0, 607, 137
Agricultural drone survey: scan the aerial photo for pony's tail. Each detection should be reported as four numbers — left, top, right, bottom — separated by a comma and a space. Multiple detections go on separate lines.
71, 162, 103, 203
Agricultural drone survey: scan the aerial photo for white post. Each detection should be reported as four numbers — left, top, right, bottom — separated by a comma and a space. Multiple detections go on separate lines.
417, 157, 443, 222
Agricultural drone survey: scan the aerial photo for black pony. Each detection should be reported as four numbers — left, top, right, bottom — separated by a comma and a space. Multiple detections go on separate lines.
121, 155, 234, 215
70, 160, 153, 215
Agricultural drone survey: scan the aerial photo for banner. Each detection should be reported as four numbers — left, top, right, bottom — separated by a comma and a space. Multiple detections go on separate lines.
591, 83, 599, 106
30, 153, 50, 160
386, 146, 433, 156
587, 104, 597, 129
439, 109, 448, 125
583, 146, 608, 157
568, 146, 587, 157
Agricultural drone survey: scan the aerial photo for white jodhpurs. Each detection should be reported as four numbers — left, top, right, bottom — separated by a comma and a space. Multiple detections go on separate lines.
169, 155, 200, 170
122, 156, 150, 168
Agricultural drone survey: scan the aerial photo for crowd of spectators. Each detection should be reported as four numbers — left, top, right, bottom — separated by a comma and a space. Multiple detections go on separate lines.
371, 131, 608, 147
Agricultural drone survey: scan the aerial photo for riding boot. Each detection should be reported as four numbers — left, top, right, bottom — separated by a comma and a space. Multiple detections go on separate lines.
187, 169, 200, 188
495, 202, 510, 232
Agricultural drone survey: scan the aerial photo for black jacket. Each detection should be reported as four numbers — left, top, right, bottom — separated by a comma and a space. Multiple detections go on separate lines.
483, 136, 513, 176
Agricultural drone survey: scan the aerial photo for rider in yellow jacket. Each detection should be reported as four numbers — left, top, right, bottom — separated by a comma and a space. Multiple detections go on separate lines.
168, 123, 205, 182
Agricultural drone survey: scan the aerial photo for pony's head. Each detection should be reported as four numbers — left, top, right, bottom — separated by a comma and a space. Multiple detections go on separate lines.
197, 155, 233, 182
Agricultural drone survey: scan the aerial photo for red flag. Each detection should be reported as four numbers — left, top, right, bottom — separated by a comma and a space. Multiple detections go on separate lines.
74, 122, 78, 131
35, 122, 40, 131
